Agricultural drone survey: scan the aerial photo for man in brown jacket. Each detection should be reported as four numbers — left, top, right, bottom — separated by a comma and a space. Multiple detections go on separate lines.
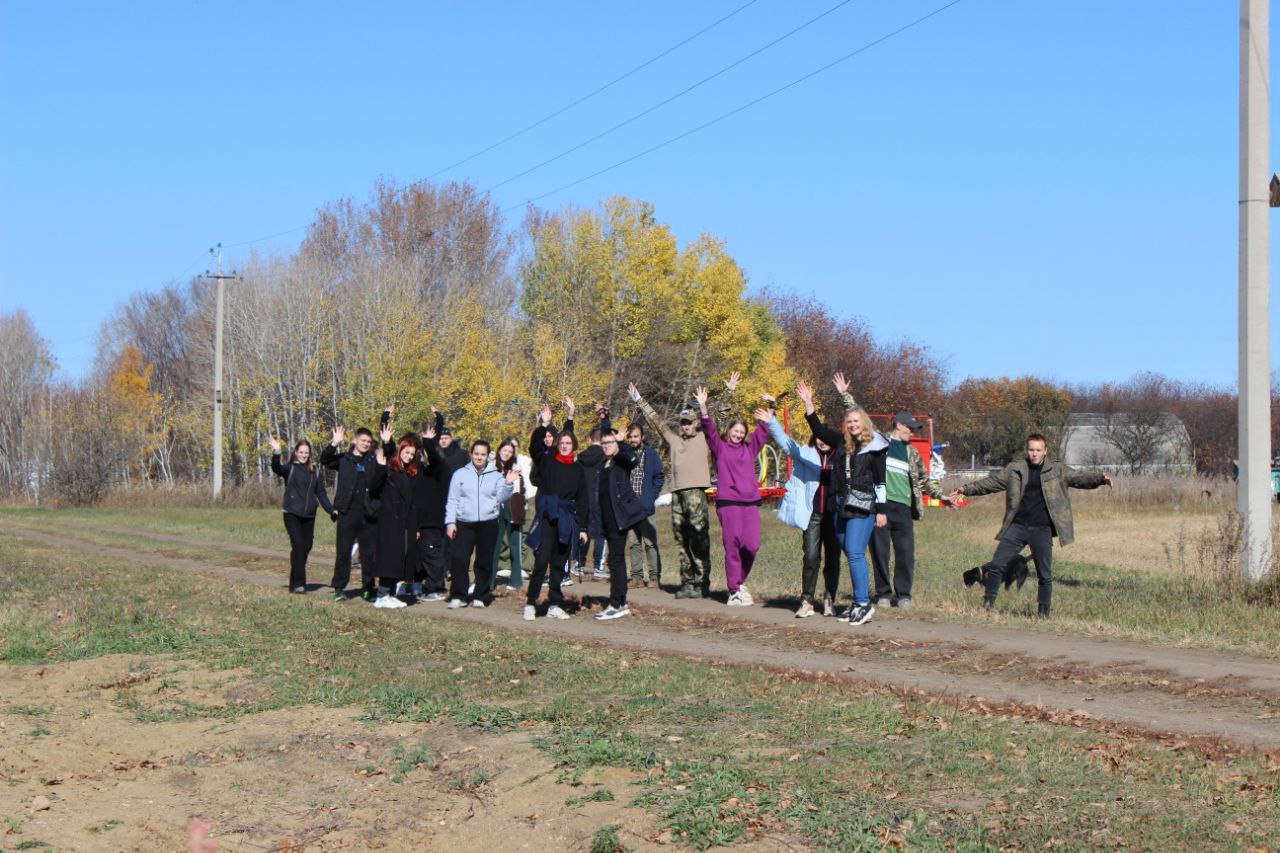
628, 382, 713, 599
947, 434, 1110, 617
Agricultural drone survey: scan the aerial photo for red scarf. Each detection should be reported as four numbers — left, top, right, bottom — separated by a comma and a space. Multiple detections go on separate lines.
554, 452, 576, 465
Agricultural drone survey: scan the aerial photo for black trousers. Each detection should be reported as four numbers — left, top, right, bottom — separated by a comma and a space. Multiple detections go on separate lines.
985, 522, 1054, 609
526, 522, 571, 606
800, 509, 840, 604
602, 514, 633, 608
450, 519, 499, 602
416, 527, 446, 593
282, 512, 315, 589
870, 501, 916, 600
332, 508, 377, 591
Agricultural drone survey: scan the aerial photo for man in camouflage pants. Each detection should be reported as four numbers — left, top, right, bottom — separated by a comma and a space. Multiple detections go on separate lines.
628, 382, 713, 599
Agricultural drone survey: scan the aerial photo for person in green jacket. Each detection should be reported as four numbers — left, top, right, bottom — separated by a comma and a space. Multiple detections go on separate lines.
947, 434, 1110, 618
628, 381, 713, 599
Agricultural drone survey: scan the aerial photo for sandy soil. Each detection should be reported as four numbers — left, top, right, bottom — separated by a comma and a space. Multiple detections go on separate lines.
0, 654, 679, 851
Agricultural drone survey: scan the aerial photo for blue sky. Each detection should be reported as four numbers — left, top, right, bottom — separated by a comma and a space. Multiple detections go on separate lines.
0, 1, 1270, 387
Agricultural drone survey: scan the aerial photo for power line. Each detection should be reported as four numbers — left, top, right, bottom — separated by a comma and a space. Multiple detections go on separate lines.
209, 1, 764, 253
485, 0, 858, 194
504, 0, 964, 213
425, 0, 764, 181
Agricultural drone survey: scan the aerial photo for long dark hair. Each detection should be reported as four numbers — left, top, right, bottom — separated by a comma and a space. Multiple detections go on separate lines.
292, 439, 314, 472
495, 437, 519, 474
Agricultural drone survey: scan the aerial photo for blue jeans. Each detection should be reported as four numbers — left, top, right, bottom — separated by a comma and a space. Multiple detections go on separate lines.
834, 513, 876, 606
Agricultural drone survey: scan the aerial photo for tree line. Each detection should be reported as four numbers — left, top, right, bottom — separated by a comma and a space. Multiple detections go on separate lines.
0, 178, 1262, 504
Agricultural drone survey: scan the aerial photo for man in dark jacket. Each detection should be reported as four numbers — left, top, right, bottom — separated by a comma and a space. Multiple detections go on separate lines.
321, 424, 380, 601
576, 414, 609, 579
624, 423, 665, 587
594, 425, 645, 621
948, 433, 1111, 617
414, 424, 451, 601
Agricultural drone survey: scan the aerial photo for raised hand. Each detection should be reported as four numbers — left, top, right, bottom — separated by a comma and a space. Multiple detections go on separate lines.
724, 371, 741, 393
563, 396, 576, 417
795, 382, 814, 412
421, 425, 437, 440
753, 408, 772, 423
268, 437, 282, 453
385, 404, 396, 415
832, 372, 850, 395
693, 386, 709, 412
505, 467, 520, 484
379, 424, 393, 444
539, 404, 553, 426
626, 381, 641, 402
760, 392, 776, 404
331, 426, 346, 446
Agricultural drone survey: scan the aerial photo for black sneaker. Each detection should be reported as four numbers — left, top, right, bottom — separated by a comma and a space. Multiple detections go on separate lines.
331, 590, 346, 602
847, 603, 875, 626
360, 588, 376, 603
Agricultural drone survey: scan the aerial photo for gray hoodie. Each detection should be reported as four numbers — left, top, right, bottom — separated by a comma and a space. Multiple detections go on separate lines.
445, 461, 514, 525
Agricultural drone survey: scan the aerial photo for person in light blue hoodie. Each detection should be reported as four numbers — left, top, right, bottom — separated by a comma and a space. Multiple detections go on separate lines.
763, 397, 840, 619
445, 439, 517, 608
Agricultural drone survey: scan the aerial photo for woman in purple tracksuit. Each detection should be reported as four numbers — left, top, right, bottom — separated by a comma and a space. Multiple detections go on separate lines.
694, 377, 770, 607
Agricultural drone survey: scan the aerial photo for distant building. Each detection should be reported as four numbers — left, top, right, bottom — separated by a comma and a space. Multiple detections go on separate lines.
1061, 412, 1194, 475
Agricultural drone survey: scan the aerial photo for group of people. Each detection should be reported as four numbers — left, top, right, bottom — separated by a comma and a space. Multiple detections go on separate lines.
269, 373, 1111, 623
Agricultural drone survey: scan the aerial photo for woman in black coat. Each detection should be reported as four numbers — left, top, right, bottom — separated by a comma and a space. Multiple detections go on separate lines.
524, 405, 589, 621
369, 425, 423, 610
269, 437, 336, 594
592, 418, 645, 622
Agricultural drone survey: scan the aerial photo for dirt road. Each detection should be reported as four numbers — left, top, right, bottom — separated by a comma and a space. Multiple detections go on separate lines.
6, 521, 1279, 751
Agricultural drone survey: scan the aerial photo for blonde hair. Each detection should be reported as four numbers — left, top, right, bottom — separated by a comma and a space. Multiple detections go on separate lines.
843, 407, 875, 454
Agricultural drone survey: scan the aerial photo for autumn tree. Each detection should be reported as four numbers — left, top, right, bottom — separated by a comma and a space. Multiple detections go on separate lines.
0, 310, 56, 498
945, 376, 1073, 467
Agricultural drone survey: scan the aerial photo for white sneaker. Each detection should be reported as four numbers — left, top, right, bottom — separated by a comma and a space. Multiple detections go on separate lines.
593, 568, 609, 580
424, 592, 447, 602
470, 599, 486, 608
374, 595, 405, 609
739, 587, 755, 606
496, 568, 512, 580
547, 605, 570, 620
822, 595, 835, 617
569, 562, 583, 578
560, 576, 575, 588
727, 591, 747, 607
795, 600, 815, 618
447, 598, 466, 609
523, 605, 536, 621
848, 603, 875, 626
594, 605, 629, 621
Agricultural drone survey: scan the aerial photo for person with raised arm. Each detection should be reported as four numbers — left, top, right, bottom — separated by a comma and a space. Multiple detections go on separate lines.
369, 422, 415, 609
696, 372, 770, 606
491, 437, 527, 593
269, 436, 336, 594
796, 381, 888, 626
759, 396, 840, 618
593, 415, 645, 621
444, 439, 518, 608
320, 411, 386, 602
627, 381, 712, 599
522, 404, 590, 620
946, 434, 1111, 618
412, 421, 451, 602
623, 421, 665, 588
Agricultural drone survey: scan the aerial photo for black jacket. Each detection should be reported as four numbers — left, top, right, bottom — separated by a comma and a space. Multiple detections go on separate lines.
528, 426, 590, 529
596, 440, 646, 532
370, 461, 416, 582
271, 455, 335, 519
319, 443, 381, 517
577, 443, 605, 537
805, 411, 889, 517
433, 410, 470, 475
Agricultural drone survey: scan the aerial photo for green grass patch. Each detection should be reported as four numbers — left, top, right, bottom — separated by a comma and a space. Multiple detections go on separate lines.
0, 530, 1276, 849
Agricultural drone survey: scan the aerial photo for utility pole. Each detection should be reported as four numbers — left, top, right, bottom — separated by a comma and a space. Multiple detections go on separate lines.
1239, 0, 1272, 584
203, 244, 238, 500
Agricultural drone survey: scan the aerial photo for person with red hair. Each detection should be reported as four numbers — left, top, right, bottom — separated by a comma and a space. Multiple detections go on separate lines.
369, 423, 419, 609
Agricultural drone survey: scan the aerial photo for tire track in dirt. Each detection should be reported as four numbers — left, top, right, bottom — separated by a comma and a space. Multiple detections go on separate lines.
6, 522, 1280, 751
